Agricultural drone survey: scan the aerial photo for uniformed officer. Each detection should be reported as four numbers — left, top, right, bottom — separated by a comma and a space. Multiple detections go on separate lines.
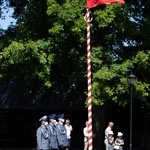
47, 114, 58, 150
56, 114, 68, 150
36, 115, 49, 150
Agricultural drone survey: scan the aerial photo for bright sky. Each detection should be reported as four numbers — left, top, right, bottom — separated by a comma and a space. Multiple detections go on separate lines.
0, 8, 16, 30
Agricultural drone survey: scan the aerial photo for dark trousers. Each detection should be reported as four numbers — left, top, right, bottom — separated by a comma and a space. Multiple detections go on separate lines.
59, 146, 66, 150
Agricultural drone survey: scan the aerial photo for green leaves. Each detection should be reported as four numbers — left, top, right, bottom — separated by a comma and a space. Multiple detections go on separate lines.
47, 0, 86, 42
136, 81, 150, 99
0, 39, 54, 87
2, 41, 25, 64
94, 4, 124, 28
134, 50, 150, 69
92, 58, 133, 106
49, 22, 64, 35
0, 0, 150, 109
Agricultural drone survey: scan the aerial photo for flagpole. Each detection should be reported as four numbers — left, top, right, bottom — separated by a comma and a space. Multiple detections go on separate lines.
86, 1, 125, 150
86, 8, 93, 150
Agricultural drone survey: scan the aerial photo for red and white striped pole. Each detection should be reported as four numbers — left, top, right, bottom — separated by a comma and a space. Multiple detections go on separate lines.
86, 8, 93, 150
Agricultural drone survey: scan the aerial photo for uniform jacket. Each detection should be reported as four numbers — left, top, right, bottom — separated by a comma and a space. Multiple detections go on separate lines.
47, 123, 58, 149
56, 122, 68, 147
36, 125, 49, 150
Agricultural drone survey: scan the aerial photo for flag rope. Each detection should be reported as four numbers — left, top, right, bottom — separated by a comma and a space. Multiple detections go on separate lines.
86, 8, 93, 150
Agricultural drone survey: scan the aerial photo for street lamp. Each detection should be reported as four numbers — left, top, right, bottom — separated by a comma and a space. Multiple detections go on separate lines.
128, 73, 136, 150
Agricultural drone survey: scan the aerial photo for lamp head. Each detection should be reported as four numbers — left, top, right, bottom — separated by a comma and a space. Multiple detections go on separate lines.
128, 73, 136, 85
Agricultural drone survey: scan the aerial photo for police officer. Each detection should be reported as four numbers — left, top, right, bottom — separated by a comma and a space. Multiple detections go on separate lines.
47, 114, 58, 150
36, 115, 49, 150
56, 114, 68, 150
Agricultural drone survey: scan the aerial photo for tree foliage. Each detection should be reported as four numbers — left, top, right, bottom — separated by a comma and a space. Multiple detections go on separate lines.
0, 39, 54, 87
0, 0, 150, 109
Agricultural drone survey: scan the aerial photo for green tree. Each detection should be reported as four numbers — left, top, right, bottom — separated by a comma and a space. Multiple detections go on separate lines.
0, 39, 54, 87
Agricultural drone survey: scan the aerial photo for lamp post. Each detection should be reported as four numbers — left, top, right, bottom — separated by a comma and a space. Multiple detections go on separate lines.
128, 73, 136, 150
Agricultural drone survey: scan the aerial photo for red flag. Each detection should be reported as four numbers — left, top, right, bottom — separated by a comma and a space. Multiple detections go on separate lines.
87, 0, 125, 8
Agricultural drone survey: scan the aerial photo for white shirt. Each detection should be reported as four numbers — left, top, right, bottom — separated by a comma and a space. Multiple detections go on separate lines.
105, 126, 111, 138
83, 127, 88, 137
65, 124, 73, 139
